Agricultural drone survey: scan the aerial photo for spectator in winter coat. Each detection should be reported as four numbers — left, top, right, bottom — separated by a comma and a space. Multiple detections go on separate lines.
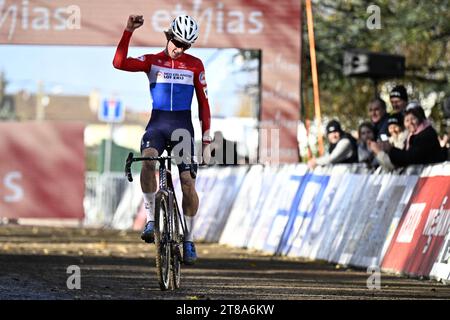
381, 103, 445, 167
368, 98, 389, 140
308, 120, 358, 169
357, 122, 378, 168
368, 113, 408, 171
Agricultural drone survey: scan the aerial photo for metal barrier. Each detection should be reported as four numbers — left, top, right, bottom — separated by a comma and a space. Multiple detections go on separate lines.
84, 172, 129, 227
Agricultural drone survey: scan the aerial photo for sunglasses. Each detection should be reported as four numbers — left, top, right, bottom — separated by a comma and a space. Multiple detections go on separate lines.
170, 38, 191, 50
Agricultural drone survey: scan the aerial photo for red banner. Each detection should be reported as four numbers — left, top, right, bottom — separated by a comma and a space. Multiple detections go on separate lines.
0, 0, 301, 163
0, 122, 85, 219
381, 176, 450, 276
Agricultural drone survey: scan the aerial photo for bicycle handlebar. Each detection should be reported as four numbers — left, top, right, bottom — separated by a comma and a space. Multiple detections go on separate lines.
125, 152, 200, 181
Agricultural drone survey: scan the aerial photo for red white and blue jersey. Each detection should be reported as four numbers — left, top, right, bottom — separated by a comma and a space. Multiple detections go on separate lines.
113, 30, 211, 136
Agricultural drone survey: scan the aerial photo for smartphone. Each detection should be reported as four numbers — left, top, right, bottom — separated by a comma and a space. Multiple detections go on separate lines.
380, 134, 389, 142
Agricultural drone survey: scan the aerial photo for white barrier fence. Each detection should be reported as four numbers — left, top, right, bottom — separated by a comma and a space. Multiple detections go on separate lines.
84, 172, 130, 227
83, 161, 450, 282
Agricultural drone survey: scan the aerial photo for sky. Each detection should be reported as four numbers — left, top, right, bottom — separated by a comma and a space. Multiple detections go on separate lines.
0, 44, 254, 118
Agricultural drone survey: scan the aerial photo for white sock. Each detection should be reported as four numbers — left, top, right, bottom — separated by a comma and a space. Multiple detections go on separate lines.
143, 192, 156, 223
184, 215, 195, 242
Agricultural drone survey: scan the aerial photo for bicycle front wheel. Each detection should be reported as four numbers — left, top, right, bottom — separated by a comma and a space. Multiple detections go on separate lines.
154, 192, 171, 291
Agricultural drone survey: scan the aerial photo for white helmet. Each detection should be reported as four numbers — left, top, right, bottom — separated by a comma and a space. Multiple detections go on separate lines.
169, 15, 199, 45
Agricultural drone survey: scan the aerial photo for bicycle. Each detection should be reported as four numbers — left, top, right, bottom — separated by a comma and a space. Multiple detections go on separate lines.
124, 147, 197, 290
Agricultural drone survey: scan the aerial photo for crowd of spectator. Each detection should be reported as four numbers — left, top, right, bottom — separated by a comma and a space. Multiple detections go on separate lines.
308, 85, 449, 171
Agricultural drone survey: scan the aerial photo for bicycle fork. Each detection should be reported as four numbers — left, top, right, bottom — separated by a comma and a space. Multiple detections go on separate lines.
167, 190, 183, 262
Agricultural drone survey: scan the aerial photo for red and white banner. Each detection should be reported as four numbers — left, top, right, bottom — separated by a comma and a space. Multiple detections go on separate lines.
381, 176, 450, 276
0, 122, 85, 219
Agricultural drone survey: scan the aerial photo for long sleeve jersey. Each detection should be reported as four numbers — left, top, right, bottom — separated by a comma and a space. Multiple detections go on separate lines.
113, 30, 211, 137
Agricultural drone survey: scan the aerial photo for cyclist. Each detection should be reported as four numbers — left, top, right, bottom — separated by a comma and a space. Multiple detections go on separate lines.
113, 14, 212, 265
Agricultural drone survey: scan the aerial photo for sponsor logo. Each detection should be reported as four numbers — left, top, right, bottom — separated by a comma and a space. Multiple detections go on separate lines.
161, 72, 192, 81
0, 0, 81, 41
396, 203, 426, 243
172, 72, 191, 80
422, 196, 450, 254
199, 71, 206, 85
203, 86, 208, 99
137, 55, 146, 62
151, 0, 264, 44
151, 66, 194, 85
441, 239, 450, 263
2, 171, 24, 203
141, 139, 150, 149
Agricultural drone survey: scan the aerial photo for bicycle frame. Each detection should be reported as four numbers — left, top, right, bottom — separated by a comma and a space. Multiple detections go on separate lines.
125, 151, 188, 237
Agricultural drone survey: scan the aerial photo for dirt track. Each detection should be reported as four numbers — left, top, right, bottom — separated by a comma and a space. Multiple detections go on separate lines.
0, 225, 449, 300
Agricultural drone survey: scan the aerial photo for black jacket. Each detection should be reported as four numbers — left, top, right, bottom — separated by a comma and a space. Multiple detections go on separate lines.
388, 126, 445, 166
329, 132, 358, 164
373, 113, 389, 140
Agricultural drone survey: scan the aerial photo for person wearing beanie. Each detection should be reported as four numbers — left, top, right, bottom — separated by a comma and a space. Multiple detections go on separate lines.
368, 113, 408, 171
307, 119, 358, 168
386, 112, 408, 149
390, 85, 408, 115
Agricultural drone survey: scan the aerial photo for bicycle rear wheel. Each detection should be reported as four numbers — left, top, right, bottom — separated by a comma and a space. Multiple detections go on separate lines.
154, 192, 171, 291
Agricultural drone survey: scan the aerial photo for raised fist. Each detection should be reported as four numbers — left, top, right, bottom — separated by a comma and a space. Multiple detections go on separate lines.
126, 15, 144, 32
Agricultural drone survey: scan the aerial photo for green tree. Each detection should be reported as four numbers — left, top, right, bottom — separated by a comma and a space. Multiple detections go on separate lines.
302, 0, 450, 134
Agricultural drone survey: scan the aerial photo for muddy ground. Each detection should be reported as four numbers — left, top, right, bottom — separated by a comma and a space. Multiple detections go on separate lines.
0, 225, 449, 300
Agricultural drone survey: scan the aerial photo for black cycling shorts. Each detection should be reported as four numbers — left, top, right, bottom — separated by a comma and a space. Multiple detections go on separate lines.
141, 110, 197, 174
